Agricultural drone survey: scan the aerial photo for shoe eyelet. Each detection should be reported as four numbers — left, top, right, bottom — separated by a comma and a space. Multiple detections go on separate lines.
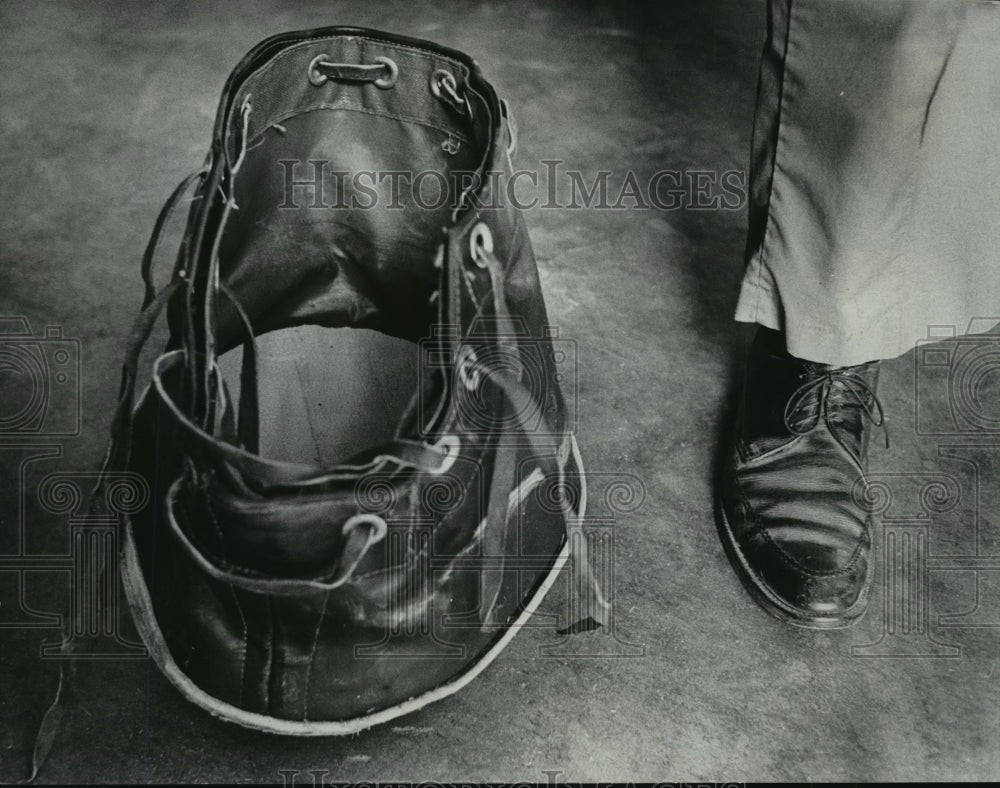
307, 54, 329, 86
373, 56, 398, 89
430, 434, 461, 474
342, 513, 387, 544
469, 222, 493, 267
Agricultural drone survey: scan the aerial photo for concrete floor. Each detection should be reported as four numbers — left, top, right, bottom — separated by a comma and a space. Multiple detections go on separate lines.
2, 0, 999, 782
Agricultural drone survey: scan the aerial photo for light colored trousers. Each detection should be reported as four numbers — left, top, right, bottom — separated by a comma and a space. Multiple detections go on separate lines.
735, 0, 1000, 366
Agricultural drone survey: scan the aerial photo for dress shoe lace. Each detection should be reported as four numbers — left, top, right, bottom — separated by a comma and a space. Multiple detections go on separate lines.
782, 367, 889, 461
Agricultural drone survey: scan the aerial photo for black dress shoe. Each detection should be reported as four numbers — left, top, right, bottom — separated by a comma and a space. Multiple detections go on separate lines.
717, 328, 886, 629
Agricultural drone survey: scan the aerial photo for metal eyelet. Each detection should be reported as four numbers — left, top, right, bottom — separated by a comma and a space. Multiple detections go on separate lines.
342, 513, 388, 544
469, 222, 494, 267
308, 54, 330, 86
309, 54, 398, 89
373, 56, 398, 89
430, 68, 469, 115
430, 434, 461, 475
430, 69, 457, 99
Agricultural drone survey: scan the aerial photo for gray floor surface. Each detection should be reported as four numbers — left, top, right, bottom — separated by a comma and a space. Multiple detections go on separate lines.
1, 0, 998, 782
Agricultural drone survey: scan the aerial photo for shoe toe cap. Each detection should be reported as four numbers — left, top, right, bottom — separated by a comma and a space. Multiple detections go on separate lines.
743, 526, 870, 624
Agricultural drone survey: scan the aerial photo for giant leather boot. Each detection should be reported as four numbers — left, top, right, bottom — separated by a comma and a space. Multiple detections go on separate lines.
96, 26, 606, 735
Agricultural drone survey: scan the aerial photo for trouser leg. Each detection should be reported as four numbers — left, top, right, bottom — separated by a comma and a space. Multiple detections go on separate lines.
736, 0, 1000, 366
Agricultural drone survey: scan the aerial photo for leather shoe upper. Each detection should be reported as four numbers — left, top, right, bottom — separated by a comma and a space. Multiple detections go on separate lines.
718, 328, 884, 627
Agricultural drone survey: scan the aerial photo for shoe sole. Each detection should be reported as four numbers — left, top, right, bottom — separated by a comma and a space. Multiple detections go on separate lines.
713, 493, 873, 630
